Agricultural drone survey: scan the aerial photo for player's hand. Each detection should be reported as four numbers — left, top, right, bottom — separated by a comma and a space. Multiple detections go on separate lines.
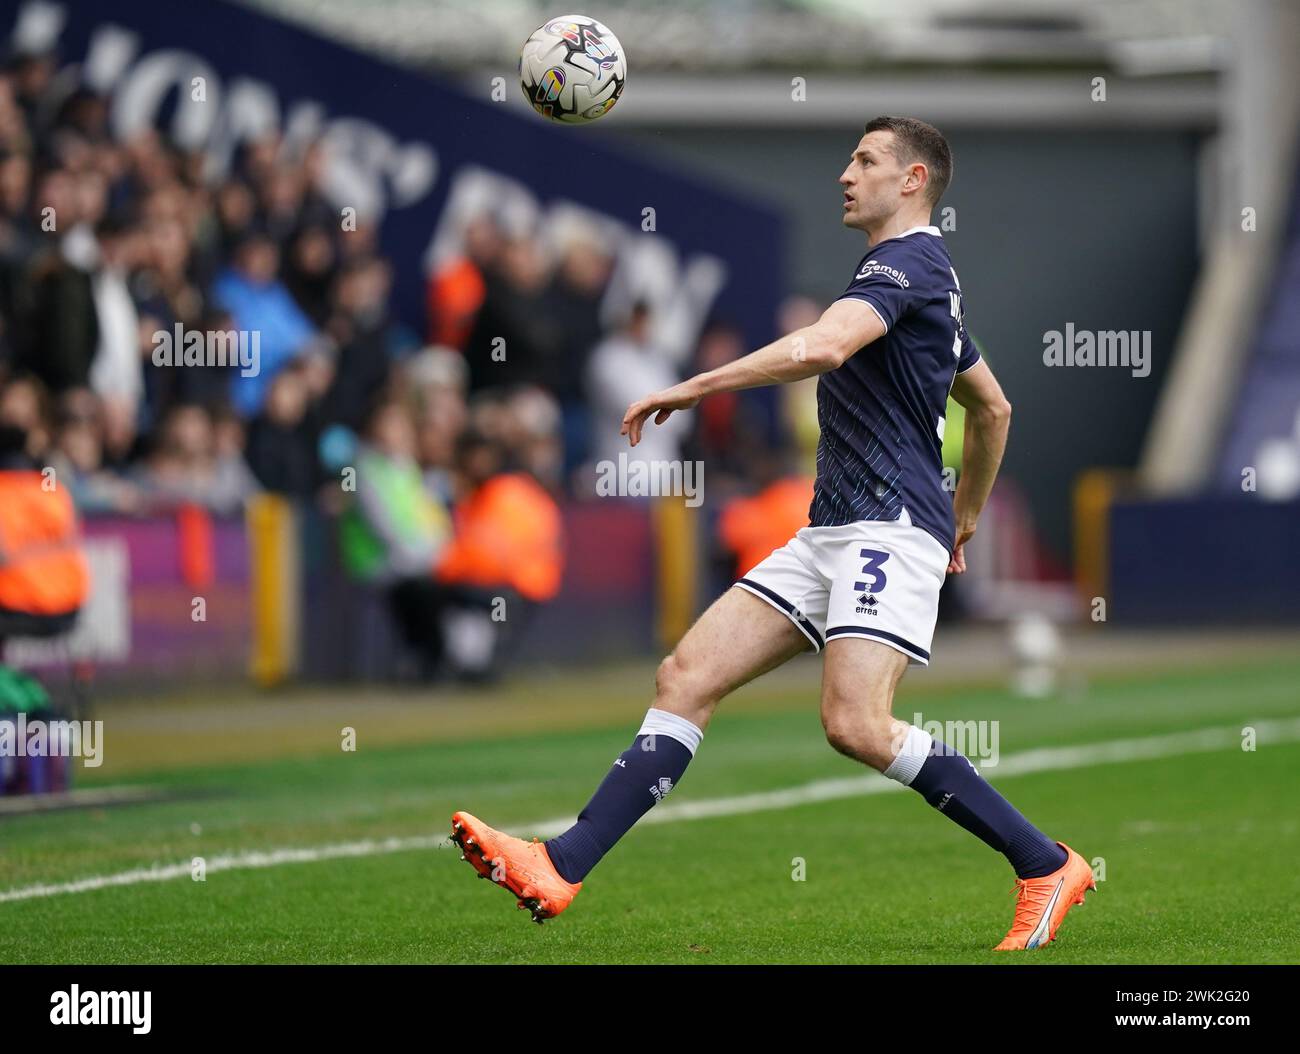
621, 382, 702, 446
947, 521, 976, 574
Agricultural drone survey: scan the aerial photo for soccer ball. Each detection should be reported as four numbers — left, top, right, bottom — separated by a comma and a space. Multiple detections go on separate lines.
519, 15, 626, 124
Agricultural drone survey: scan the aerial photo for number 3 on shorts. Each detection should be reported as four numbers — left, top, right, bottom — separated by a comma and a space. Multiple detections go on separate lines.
855, 548, 890, 594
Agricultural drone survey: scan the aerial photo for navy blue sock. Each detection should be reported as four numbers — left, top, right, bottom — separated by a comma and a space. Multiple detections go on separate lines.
545, 710, 699, 884
893, 731, 1067, 879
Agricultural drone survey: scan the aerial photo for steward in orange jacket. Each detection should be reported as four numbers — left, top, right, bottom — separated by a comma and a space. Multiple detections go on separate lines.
436, 473, 563, 603
435, 432, 563, 604
718, 474, 815, 579
0, 470, 91, 634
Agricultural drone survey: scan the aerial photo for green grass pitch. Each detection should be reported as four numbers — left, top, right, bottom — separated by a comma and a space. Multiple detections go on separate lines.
1, 656, 1298, 964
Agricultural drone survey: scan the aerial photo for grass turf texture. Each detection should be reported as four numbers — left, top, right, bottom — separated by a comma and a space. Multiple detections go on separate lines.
1, 656, 1298, 964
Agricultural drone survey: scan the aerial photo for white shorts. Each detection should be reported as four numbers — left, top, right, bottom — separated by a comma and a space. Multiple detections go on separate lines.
734, 507, 950, 667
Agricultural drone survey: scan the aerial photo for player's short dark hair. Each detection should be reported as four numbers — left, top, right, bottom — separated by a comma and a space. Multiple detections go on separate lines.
863, 116, 952, 205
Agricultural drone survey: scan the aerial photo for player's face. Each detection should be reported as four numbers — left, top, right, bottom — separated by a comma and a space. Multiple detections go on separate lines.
839, 131, 908, 231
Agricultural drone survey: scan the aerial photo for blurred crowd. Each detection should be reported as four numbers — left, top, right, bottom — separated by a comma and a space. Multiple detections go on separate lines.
0, 48, 808, 497
0, 46, 822, 672
0, 49, 430, 518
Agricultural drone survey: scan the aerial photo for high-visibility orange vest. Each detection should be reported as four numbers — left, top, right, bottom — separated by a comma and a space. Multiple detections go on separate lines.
718, 476, 815, 578
0, 471, 91, 616
436, 473, 563, 602
427, 257, 486, 350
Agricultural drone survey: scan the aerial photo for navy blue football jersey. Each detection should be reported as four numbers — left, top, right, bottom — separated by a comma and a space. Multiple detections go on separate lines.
810, 225, 981, 555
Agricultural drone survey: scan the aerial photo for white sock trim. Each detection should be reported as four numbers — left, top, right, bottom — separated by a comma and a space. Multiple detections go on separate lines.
637, 708, 704, 756
882, 724, 933, 786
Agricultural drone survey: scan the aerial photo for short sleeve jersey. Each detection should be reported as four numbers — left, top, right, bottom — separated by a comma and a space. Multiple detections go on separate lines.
810, 225, 981, 555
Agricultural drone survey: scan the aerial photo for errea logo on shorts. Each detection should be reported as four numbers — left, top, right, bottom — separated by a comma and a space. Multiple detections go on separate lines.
855, 259, 910, 287
50, 985, 151, 1034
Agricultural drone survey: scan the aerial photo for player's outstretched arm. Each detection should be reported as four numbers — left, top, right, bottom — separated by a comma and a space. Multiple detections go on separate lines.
621, 300, 884, 446
947, 359, 1012, 573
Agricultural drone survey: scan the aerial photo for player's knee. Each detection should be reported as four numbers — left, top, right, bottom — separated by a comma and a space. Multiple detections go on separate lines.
822, 707, 896, 769
821, 712, 853, 758
654, 653, 676, 699
654, 650, 717, 714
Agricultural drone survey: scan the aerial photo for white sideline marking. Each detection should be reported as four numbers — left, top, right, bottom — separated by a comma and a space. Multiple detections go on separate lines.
3, 716, 1296, 904
0, 836, 447, 903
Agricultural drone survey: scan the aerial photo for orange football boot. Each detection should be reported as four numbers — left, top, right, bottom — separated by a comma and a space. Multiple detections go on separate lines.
449, 811, 581, 924
994, 841, 1096, 950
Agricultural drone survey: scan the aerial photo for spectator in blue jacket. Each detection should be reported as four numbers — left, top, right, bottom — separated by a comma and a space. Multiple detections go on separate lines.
213, 231, 317, 417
